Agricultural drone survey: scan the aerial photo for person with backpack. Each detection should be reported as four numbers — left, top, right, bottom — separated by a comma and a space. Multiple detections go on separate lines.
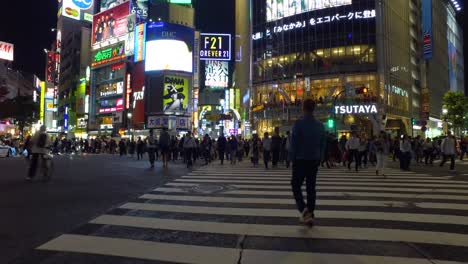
159, 128, 171, 168
26, 126, 50, 181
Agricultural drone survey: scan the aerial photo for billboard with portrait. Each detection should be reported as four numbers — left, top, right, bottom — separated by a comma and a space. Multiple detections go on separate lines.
100, 0, 148, 22
163, 75, 189, 113
205, 61, 229, 88
62, 0, 96, 22
145, 22, 194, 73
92, 1, 130, 45
266, 0, 352, 22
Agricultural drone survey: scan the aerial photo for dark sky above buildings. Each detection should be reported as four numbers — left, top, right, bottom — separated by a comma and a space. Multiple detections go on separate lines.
0, 0, 234, 79
0, 0, 465, 94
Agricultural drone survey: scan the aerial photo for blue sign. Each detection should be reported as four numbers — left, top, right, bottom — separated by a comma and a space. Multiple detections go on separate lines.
422, 0, 433, 60
72, 0, 93, 9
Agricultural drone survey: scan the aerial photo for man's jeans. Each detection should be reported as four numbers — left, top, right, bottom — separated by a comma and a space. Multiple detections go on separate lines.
148, 148, 156, 166
440, 154, 455, 170
291, 160, 320, 216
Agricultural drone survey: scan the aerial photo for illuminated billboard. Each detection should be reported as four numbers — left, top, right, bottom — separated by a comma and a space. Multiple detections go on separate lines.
163, 76, 189, 113
200, 33, 231, 61
62, 0, 95, 22
101, 0, 148, 21
266, 0, 352, 22
99, 98, 124, 113
0, 41, 14, 61
169, 0, 192, 4
205, 61, 229, 88
92, 1, 130, 45
145, 22, 194, 73
134, 23, 147, 62
91, 42, 126, 68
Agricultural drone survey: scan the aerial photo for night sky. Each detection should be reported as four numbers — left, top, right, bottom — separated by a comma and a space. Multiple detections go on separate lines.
0, 0, 465, 95
0, 0, 234, 80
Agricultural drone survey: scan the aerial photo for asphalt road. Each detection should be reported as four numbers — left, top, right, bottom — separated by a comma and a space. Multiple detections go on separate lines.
0, 154, 189, 264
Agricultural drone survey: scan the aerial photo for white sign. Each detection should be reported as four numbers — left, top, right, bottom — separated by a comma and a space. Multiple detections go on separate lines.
0, 41, 14, 61
254, 9, 376, 39
205, 61, 229, 88
267, 0, 352, 22
335, 105, 378, 115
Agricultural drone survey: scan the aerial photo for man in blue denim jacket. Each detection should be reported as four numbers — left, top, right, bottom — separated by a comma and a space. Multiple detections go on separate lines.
289, 99, 326, 226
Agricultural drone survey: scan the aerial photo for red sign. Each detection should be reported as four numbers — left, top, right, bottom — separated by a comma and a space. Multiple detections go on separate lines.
92, 1, 130, 45
46, 51, 56, 83
0, 41, 14, 61
126, 73, 132, 109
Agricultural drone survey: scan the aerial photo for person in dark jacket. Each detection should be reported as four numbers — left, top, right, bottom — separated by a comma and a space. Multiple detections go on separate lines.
217, 135, 227, 165
271, 127, 282, 168
289, 99, 325, 226
136, 137, 145, 160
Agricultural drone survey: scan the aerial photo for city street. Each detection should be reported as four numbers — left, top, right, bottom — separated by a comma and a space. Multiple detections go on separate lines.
0, 154, 189, 264
2, 155, 468, 264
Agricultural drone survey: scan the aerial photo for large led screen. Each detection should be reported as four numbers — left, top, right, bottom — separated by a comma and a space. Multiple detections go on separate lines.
100, 0, 148, 21
163, 76, 189, 113
92, 1, 130, 45
266, 0, 352, 22
145, 22, 194, 73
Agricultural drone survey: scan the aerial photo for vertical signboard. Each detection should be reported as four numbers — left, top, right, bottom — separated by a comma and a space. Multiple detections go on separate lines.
40, 82, 46, 125
134, 23, 146, 62
0, 41, 14, 61
199, 33, 231, 61
422, 0, 433, 60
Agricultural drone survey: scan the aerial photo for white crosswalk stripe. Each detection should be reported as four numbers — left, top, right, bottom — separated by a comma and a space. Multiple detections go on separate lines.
37, 162, 468, 263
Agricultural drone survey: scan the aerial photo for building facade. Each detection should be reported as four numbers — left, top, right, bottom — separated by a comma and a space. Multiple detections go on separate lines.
250, 0, 464, 137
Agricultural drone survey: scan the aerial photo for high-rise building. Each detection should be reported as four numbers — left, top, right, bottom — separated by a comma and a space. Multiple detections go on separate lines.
250, 0, 464, 138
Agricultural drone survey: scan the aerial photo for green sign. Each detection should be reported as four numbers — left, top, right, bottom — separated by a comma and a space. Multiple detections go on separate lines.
92, 43, 125, 68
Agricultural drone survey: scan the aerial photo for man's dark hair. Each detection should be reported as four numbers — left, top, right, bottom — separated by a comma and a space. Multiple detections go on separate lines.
303, 99, 316, 113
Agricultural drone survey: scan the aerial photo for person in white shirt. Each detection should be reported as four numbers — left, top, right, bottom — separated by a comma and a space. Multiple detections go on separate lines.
345, 132, 361, 172
440, 132, 457, 171
262, 132, 271, 169
399, 135, 412, 170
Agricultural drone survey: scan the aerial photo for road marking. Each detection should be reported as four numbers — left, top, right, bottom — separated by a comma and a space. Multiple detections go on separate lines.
166, 182, 468, 194
38, 234, 460, 264
120, 202, 468, 226
89, 214, 468, 247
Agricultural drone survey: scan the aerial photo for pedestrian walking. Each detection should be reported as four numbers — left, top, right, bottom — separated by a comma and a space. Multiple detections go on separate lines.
136, 137, 144, 160
422, 138, 435, 165
147, 129, 157, 168
159, 128, 171, 168
284, 131, 291, 168
229, 135, 238, 165
271, 127, 281, 168
262, 132, 271, 169
440, 132, 457, 171
129, 139, 136, 158
345, 132, 360, 172
289, 99, 326, 226
119, 139, 126, 157
183, 132, 197, 168
251, 134, 260, 167
26, 126, 50, 181
375, 132, 390, 176
459, 136, 467, 160
217, 134, 227, 165
400, 135, 412, 171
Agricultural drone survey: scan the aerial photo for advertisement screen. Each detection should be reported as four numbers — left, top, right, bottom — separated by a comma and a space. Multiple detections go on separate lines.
163, 76, 189, 113
92, 1, 130, 45
101, 0, 148, 21
266, 0, 352, 22
91, 42, 126, 68
98, 81, 124, 98
145, 22, 194, 73
205, 61, 229, 88
99, 98, 124, 113
0, 41, 14, 61
200, 33, 231, 61
134, 23, 147, 62
62, 0, 95, 22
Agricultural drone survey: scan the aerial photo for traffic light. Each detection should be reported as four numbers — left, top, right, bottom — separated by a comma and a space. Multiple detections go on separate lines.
355, 86, 368, 95
411, 117, 416, 126
327, 118, 335, 129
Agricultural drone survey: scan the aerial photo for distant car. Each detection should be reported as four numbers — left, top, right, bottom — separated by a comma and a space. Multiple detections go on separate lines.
0, 145, 16, 158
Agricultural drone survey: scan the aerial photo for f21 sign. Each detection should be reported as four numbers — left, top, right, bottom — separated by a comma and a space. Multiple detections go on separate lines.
200, 33, 231, 61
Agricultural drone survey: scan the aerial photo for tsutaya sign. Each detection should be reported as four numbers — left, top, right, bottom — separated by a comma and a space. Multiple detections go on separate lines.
335, 105, 378, 115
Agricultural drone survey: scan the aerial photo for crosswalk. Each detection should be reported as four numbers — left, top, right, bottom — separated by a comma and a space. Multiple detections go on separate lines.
37, 162, 468, 264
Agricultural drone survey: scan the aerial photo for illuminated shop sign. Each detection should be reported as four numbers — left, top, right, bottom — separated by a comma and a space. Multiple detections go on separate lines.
254, 9, 376, 39
266, 0, 352, 22
126, 73, 132, 109
92, 42, 126, 68
134, 23, 146, 62
99, 98, 124, 113
0, 41, 14, 61
334, 105, 378, 115
200, 33, 231, 61
422, 0, 433, 60
205, 61, 229, 88
98, 81, 124, 97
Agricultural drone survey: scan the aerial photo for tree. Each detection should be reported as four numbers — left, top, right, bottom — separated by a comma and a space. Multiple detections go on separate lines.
443, 91, 468, 136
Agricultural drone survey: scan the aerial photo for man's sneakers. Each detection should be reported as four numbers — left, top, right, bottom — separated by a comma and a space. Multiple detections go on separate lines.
299, 209, 314, 227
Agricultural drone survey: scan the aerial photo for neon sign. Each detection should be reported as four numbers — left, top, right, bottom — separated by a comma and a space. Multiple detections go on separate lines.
335, 105, 378, 115
92, 42, 125, 68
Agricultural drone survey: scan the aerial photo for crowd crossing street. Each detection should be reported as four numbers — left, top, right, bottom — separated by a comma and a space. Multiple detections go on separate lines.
24, 162, 468, 264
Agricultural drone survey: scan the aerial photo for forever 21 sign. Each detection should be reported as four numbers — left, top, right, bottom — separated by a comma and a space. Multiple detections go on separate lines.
200, 33, 231, 61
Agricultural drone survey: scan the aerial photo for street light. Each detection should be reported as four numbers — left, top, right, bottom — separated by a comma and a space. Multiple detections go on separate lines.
442, 108, 448, 115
